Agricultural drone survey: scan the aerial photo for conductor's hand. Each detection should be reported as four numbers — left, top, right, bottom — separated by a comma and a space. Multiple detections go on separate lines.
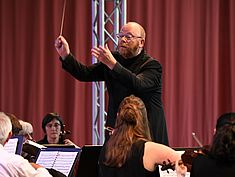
54, 36, 70, 59
91, 44, 117, 70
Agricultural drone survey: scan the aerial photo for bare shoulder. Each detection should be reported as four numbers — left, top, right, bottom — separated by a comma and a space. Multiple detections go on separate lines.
144, 142, 181, 165
145, 141, 170, 152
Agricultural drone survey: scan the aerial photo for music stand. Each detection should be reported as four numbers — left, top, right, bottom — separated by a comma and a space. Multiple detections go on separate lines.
76, 145, 102, 177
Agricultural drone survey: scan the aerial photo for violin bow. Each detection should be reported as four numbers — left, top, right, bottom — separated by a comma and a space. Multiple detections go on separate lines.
192, 132, 203, 147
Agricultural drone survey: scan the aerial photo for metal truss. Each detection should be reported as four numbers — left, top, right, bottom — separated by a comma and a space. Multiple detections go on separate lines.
91, 0, 126, 145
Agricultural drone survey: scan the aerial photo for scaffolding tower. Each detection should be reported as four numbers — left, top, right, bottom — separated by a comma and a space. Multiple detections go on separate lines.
91, 0, 127, 145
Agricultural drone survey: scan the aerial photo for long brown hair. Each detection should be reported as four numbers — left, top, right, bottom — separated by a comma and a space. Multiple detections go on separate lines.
104, 95, 152, 167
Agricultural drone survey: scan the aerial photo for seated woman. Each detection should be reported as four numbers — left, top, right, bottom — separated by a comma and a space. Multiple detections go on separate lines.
37, 113, 78, 147
190, 112, 235, 177
99, 95, 187, 177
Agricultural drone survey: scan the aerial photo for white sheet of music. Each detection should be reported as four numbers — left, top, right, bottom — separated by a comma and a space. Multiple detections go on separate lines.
36, 150, 78, 176
3, 138, 18, 154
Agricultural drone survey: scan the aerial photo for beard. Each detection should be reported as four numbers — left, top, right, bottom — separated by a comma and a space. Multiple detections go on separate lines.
117, 44, 140, 59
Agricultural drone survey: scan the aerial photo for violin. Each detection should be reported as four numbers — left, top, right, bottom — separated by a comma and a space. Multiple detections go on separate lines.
161, 145, 210, 172
60, 130, 71, 142
181, 149, 205, 172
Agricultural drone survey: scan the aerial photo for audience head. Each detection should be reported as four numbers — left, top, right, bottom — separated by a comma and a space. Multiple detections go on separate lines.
0, 112, 12, 145
5, 113, 22, 136
210, 112, 235, 162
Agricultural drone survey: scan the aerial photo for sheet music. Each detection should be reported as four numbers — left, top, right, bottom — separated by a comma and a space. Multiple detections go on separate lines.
25, 140, 46, 149
3, 138, 18, 154
36, 151, 58, 169
36, 150, 79, 176
54, 151, 78, 176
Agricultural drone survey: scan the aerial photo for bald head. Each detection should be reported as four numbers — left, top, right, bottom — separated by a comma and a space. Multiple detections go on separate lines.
121, 22, 146, 40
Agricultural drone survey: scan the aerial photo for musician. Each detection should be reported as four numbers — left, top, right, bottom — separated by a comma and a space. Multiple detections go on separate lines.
5, 113, 22, 136
19, 120, 34, 141
37, 113, 78, 147
99, 95, 186, 177
190, 112, 235, 177
55, 22, 169, 145
0, 112, 52, 177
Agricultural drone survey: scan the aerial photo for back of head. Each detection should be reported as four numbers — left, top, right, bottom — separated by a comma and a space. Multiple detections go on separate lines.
0, 112, 12, 145
210, 112, 235, 162
42, 113, 64, 132
116, 94, 151, 140
5, 113, 22, 136
104, 95, 151, 167
19, 120, 33, 135
216, 112, 235, 129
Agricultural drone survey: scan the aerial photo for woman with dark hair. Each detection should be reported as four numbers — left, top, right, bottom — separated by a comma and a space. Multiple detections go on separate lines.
190, 112, 235, 177
99, 95, 186, 177
37, 113, 77, 147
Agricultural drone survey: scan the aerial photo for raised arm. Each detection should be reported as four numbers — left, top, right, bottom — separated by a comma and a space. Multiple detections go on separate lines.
54, 36, 70, 59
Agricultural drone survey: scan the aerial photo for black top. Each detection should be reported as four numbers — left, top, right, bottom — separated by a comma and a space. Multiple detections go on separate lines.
37, 135, 65, 144
190, 154, 235, 177
61, 50, 168, 145
99, 140, 160, 177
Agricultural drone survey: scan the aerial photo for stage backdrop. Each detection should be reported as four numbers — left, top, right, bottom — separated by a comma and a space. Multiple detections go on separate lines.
0, 0, 234, 147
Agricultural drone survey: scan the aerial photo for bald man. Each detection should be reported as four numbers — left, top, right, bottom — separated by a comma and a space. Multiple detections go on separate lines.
55, 22, 168, 145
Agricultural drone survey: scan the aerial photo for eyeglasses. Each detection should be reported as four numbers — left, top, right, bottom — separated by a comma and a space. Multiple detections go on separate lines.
116, 33, 142, 42
46, 123, 61, 129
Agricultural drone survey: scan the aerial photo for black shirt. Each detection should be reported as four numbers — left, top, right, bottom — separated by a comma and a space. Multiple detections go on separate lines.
99, 140, 160, 177
37, 135, 65, 144
61, 50, 168, 145
191, 154, 235, 177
